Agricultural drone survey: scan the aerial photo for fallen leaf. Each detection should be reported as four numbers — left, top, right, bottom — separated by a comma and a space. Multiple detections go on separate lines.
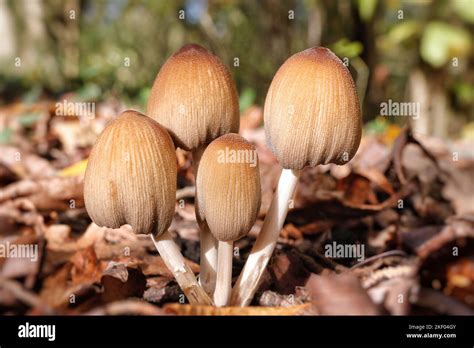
101, 261, 146, 303
70, 246, 107, 286
268, 250, 311, 294
306, 273, 382, 315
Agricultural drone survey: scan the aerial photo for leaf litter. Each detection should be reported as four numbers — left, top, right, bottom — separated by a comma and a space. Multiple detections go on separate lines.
0, 101, 473, 316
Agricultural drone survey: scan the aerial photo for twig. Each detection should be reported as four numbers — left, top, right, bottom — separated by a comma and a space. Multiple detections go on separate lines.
176, 186, 195, 200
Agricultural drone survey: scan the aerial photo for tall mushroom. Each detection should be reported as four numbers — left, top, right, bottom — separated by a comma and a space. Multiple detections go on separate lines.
231, 47, 362, 306
196, 134, 261, 306
84, 110, 212, 305
147, 44, 240, 295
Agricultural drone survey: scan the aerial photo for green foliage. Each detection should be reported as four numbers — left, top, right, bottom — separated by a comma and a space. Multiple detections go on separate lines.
21, 86, 42, 105
0, 0, 471, 129
453, 81, 474, 106
239, 87, 256, 112
453, 0, 474, 23
385, 20, 421, 45
0, 128, 13, 144
357, 0, 378, 22
420, 22, 472, 68
331, 39, 363, 58
74, 84, 102, 102
17, 112, 42, 127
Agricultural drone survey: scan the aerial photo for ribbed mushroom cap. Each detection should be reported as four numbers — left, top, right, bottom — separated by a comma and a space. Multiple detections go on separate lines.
84, 110, 177, 237
264, 47, 362, 170
196, 134, 261, 242
146, 44, 240, 151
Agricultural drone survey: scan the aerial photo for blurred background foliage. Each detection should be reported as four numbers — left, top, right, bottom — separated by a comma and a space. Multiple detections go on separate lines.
0, 0, 472, 138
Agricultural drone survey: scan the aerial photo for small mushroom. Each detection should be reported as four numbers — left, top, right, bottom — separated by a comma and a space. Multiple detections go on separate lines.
196, 134, 261, 306
232, 47, 362, 306
147, 44, 240, 295
147, 43, 239, 152
84, 110, 212, 305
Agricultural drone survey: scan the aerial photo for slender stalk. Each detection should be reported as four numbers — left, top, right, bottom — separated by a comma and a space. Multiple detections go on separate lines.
230, 168, 300, 306
214, 240, 233, 307
197, 222, 218, 295
192, 145, 218, 296
151, 231, 213, 306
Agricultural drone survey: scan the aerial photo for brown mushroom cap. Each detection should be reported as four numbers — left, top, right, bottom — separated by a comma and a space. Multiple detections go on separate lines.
84, 110, 177, 237
146, 44, 240, 151
196, 134, 261, 242
264, 47, 362, 170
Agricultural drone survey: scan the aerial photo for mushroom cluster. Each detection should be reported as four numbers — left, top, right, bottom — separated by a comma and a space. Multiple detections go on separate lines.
147, 44, 239, 296
84, 44, 361, 307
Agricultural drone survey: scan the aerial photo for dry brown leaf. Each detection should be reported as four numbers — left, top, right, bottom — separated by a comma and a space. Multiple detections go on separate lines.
445, 257, 474, 308
143, 277, 180, 304
306, 273, 382, 315
0, 145, 56, 179
101, 262, 147, 302
441, 159, 474, 215
268, 250, 311, 294
0, 176, 84, 211
70, 246, 107, 286
417, 217, 474, 259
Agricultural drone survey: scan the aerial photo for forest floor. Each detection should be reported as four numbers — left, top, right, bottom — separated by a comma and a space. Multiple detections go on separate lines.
0, 100, 473, 315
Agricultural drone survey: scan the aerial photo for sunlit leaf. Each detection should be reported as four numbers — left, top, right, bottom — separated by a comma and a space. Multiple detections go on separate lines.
453, 81, 474, 105
387, 21, 422, 45
331, 39, 363, 59
357, 0, 378, 21
453, 0, 474, 23
58, 159, 88, 177
420, 22, 472, 68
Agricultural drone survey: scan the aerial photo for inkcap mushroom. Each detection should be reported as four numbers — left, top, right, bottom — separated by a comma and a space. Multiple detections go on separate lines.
196, 134, 261, 306
147, 44, 240, 295
231, 47, 362, 306
84, 110, 212, 305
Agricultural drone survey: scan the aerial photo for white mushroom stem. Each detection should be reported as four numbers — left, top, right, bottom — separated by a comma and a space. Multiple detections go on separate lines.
230, 168, 300, 306
151, 231, 213, 306
192, 146, 218, 296
198, 223, 218, 295
214, 240, 234, 307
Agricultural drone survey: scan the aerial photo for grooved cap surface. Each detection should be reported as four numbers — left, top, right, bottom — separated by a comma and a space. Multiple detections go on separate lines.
84, 110, 177, 236
264, 47, 362, 170
196, 134, 261, 241
147, 44, 239, 151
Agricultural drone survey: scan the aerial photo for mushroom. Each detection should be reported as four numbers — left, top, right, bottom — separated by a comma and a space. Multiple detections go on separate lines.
84, 110, 212, 305
147, 44, 240, 295
231, 47, 362, 306
196, 134, 261, 306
